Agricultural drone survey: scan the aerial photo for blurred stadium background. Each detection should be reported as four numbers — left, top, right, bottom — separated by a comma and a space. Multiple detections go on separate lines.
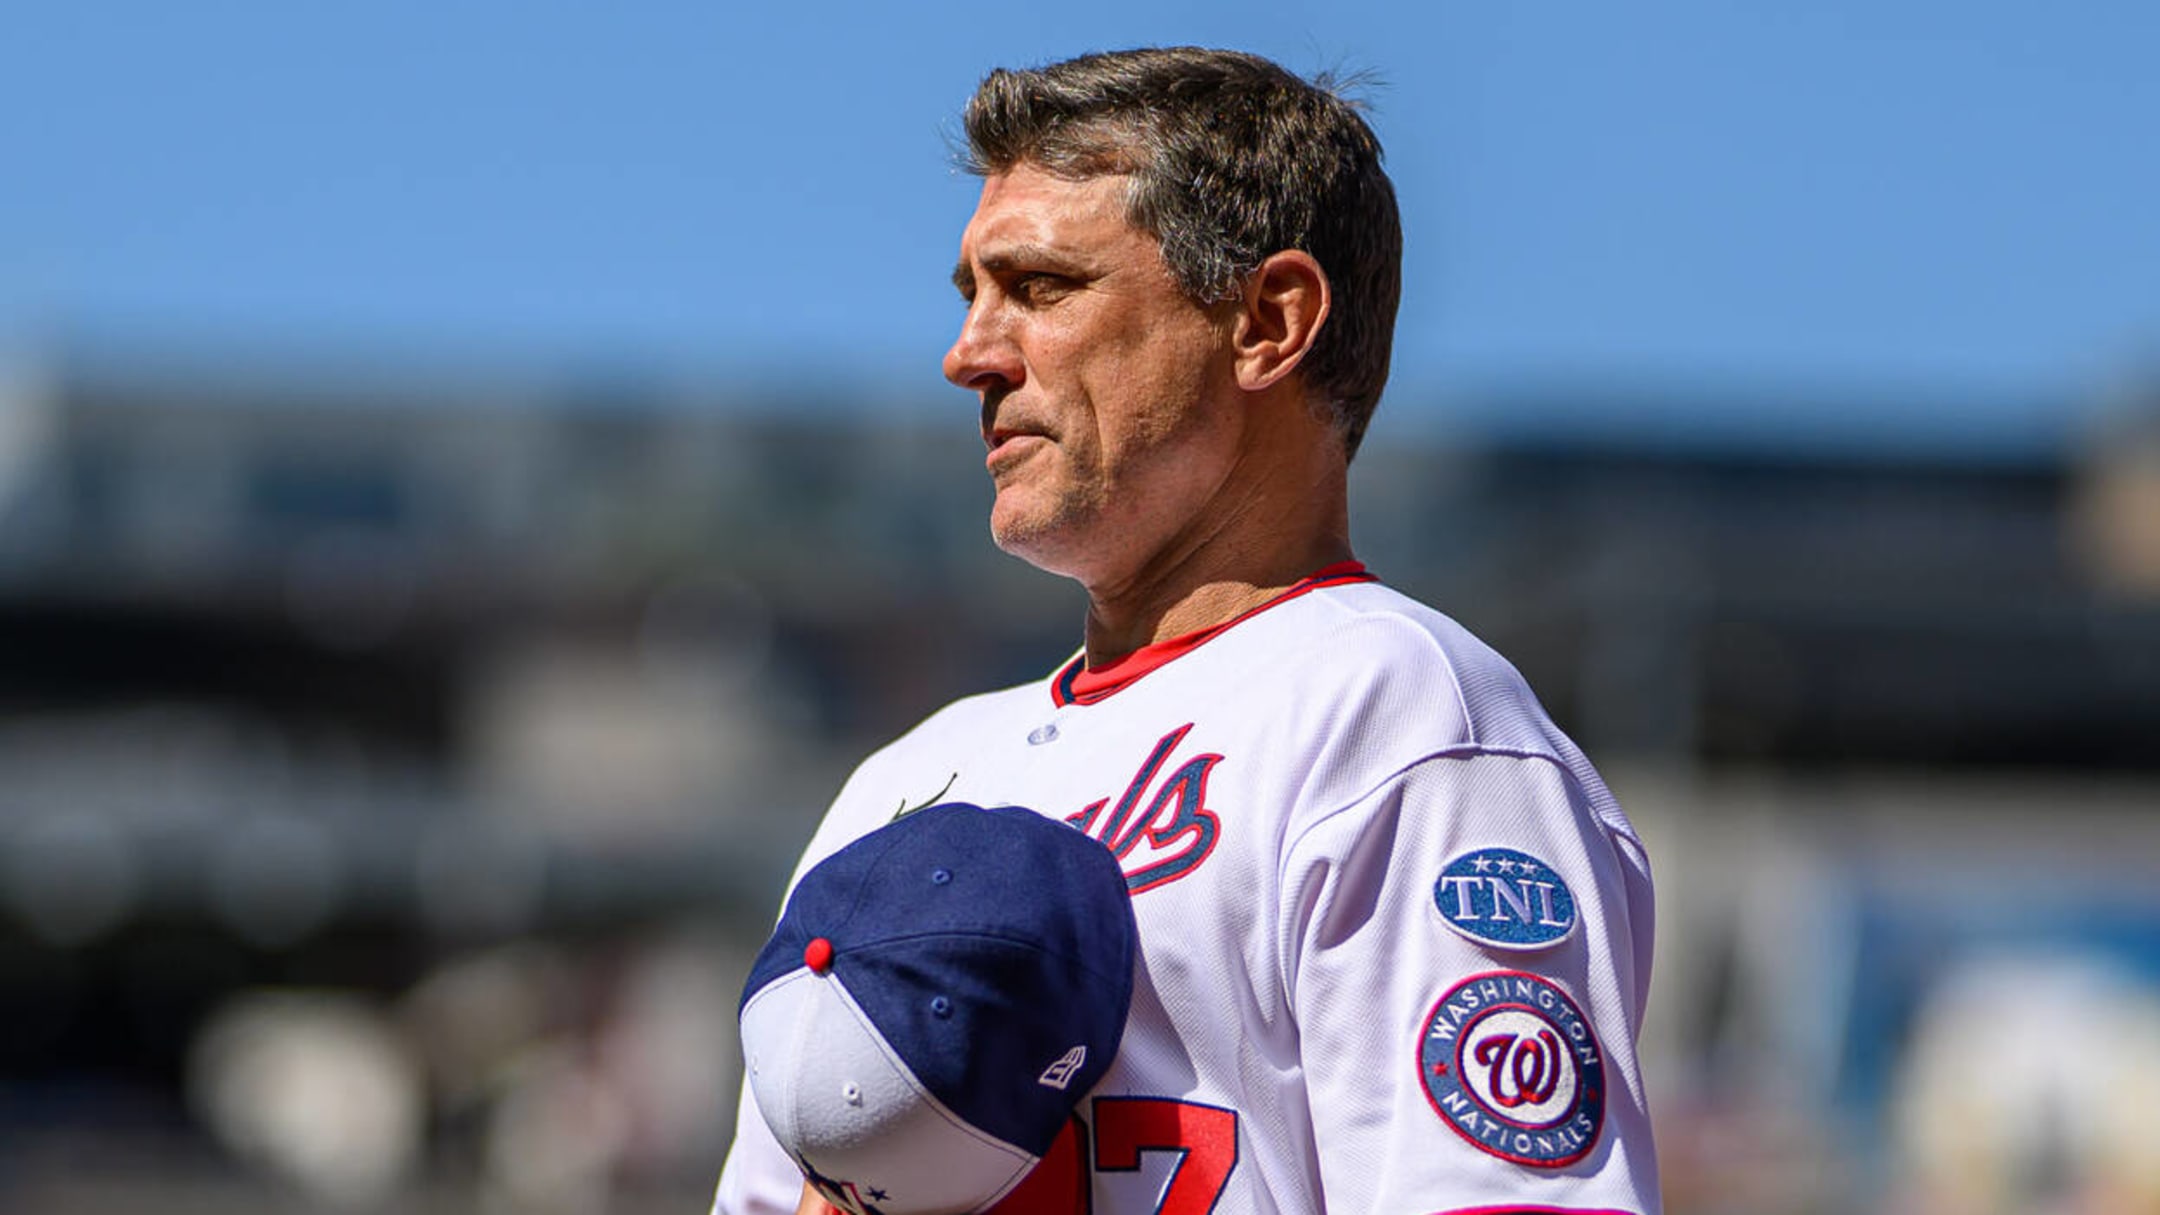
6, 4, 2160, 1214
1, 351, 2156, 1215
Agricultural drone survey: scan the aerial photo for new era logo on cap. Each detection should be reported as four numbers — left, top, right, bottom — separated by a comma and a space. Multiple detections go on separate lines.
1038, 1046, 1087, 1090
738, 803, 1138, 1215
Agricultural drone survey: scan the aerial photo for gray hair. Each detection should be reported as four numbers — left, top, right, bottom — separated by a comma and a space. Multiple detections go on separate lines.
961, 47, 1403, 458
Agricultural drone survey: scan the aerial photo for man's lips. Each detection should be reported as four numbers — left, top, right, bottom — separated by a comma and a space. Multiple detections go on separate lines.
984, 425, 1043, 449
981, 403, 1053, 451
983, 425, 1052, 473
980, 390, 1053, 465
980, 387, 1049, 447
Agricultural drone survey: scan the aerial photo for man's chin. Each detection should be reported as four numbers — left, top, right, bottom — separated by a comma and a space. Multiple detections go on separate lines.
988, 499, 1093, 577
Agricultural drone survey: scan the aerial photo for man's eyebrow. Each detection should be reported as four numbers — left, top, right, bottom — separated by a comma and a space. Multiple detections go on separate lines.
952, 244, 1090, 297
978, 244, 1080, 275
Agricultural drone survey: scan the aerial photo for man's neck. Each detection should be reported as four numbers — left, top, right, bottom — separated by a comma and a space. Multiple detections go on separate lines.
1079, 509, 1353, 668
1063, 379, 1357, 669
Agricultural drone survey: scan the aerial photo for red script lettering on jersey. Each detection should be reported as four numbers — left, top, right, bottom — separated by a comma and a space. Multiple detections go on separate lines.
1065, 723, 1223, 895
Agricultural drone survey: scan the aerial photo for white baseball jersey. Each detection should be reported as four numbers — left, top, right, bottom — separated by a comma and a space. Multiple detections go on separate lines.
714, 564, 1660, 1214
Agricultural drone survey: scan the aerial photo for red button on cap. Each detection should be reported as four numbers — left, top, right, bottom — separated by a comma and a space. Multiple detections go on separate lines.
804, 937, 835, 974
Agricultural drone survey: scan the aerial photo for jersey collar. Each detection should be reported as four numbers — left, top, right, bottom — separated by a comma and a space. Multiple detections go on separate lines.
1050, 561, 1377, 707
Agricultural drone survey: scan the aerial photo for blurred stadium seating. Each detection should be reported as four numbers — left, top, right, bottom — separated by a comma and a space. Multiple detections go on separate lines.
1, 348, 2157, 1213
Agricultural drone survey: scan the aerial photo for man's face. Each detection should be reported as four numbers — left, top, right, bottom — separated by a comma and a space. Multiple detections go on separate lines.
944, 163, 1242, 586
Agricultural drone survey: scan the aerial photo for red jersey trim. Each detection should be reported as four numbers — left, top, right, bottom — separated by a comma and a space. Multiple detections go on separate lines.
1428, 1208, 1640, 1215
1050, 562, 1377, 707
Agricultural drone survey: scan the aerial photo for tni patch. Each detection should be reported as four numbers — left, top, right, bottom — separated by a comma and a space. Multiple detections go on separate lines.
1417, 970, 1605, 1168
1432, 846, 1576, 951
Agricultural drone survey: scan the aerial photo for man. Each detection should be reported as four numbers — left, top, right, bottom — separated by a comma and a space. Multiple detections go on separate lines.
714, 47, 1659, 1214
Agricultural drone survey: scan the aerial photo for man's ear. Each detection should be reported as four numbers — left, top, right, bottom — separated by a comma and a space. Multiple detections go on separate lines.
1231, 250, 1330, 393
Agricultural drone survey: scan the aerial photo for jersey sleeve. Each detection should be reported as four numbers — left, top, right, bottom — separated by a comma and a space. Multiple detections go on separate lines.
1280, 749, 1660, 1215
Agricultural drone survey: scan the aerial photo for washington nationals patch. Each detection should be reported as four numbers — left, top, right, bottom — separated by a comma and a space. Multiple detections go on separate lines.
1417, 971, 1605, 1168
1432, 846, 1577, 951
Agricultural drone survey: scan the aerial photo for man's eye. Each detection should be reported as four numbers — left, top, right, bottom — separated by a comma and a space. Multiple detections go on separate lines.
1011, 273, 1073, 303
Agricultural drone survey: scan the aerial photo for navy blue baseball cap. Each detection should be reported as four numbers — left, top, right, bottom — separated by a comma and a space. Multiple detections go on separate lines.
737, 802, 1138, 1214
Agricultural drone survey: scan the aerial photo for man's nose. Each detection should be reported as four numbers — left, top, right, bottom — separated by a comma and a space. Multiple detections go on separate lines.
943, 299, 1021, 392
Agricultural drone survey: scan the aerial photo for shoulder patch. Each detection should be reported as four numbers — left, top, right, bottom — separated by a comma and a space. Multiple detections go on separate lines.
1432, 847, 1577, 951
1417, 970, 1605, 1168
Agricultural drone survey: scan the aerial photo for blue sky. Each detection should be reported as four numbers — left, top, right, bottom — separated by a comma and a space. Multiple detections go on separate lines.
4, 1, 2155, 453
